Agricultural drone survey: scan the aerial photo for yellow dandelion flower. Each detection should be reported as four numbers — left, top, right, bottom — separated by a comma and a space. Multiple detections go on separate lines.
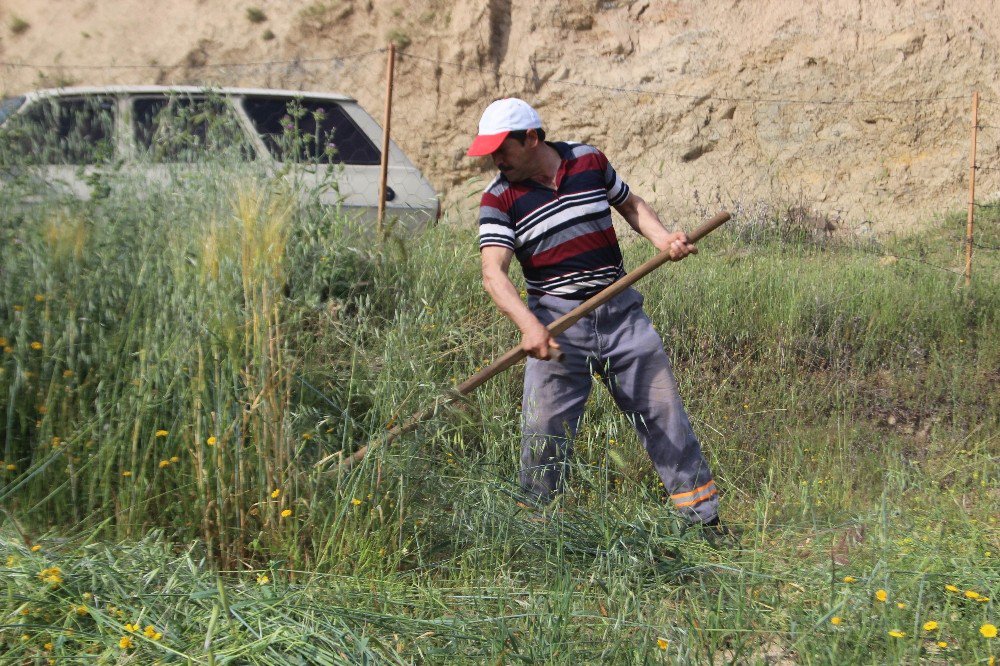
937, 641, 947, 648
966, 590, 982, 599
0, 337, 6, 346
280, 509, 292, 518
351, 498, 362, 506
875, 589, 887, 602
888, 630, 906, 638
656, 637, 669, 650
897, 602, 906, 609
82, 592, 91, 600
34, 294, 45, 302
945, 584, 960, 593
118, 636, 133, 649
3, 346, 12, 354
121, 470, 132, 477
302, 433, 312, 440
843, 576, 857, 583
169, 456, 180, 463
6, 555, 16, 566
831, 616, 843, 626
257, 573, 270, 585
155, 430, 168, 437
30, 341, 42, 350
37, 566, 62, 586
21, 634, 29, 641
143, 625, 158, 638
62, 369, 73, 378
76, 605, 88, 615
6, 464, 15, 471
158, 460, 170, 468
271, 489, 281, 499
923, 621, 939, 631
13, 305, 22, 312
124, 623, 139, 633
977, 596, 991, 603
44, 642, 53, 651
206, 436, 217, 446
981, 623, 997, 639
30, 544, 42, 552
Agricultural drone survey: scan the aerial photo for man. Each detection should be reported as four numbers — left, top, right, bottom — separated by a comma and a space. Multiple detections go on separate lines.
469, 98, 724, 531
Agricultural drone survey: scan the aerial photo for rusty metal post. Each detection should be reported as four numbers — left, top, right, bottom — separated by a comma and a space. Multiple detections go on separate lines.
377, 43, 396, 239
965, 91, 978, 287
965, 91, 979, 287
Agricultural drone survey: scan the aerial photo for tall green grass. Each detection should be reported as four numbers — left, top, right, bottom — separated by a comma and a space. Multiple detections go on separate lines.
1, 164, 997, 663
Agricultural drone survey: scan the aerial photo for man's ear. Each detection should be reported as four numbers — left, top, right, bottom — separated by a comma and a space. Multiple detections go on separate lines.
526, 128, 540, 147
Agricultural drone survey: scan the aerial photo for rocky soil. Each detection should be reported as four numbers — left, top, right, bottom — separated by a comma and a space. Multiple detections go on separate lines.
2, 0, 999, 232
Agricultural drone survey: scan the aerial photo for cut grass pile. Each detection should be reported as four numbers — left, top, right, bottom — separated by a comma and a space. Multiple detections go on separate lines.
0, 166, 997, 663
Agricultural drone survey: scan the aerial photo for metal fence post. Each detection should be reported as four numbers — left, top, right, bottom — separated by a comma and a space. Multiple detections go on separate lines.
965, 90, 978, 287
377, 43, 396, 240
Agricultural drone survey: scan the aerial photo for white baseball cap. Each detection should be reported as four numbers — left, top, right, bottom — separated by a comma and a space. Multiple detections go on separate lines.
466, 98, 543, 156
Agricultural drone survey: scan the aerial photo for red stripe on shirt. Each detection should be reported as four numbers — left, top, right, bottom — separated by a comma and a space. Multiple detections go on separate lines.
523, 227, 618, 269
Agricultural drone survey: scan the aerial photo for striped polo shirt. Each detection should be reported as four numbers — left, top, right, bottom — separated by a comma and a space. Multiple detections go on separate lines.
478, 142, 631, 299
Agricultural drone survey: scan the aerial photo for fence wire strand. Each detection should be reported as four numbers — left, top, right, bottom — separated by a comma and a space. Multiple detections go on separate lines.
0, 49, 388, 71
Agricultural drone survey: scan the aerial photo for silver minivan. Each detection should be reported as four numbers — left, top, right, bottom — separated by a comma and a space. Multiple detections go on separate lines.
0, 86, 439, 232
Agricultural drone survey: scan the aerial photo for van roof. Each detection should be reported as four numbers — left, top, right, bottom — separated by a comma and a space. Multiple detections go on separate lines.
19, 85, 357, 103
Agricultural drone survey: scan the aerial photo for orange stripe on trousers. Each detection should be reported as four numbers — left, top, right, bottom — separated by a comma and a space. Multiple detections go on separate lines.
669, 479, 715, 501
673, 487, 718, 509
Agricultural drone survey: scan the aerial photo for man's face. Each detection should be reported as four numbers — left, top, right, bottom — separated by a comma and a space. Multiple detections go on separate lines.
490, 134, 533, 182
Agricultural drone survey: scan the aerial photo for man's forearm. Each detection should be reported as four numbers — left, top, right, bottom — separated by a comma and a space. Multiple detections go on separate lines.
616, 194, 675, 251
483, 269, 544, 335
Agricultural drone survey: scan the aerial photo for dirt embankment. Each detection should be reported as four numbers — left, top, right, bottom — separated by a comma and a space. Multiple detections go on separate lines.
2, 0, 999, 232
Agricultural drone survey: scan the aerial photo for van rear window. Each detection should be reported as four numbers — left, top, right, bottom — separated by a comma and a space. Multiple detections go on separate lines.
0, 96, 25, 125
1, 96, 115, 165
242, 98, 381, 166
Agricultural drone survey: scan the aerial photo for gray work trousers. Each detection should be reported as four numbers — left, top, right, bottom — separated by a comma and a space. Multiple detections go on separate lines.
520, 288, 719, 523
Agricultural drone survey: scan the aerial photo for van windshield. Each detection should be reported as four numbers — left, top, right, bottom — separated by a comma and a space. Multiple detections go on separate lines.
0, 96, 115, 165
133, 95, 251, 162
242, 97, 381, 166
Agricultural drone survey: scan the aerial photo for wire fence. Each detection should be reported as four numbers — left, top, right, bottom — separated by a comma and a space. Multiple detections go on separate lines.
1, 46, 997, 282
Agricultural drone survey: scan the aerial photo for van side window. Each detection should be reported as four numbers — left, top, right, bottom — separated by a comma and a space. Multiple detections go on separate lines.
1, 96, 115, 165
133, 96, 250, 162
242, 98, 381, 165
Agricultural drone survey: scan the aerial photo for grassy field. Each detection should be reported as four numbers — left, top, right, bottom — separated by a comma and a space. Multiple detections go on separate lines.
0, 165, 997, 664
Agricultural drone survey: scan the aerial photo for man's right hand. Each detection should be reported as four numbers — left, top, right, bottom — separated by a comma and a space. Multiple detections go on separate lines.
481, 246, 561, 361
521, 321, 561, 360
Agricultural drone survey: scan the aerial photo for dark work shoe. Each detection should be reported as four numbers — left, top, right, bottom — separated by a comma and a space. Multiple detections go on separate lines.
689, 517, 742, 548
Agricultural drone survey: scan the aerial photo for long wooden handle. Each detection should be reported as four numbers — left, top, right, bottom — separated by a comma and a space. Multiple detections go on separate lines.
456, 210, 730, 393
319, 211, 730, 469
